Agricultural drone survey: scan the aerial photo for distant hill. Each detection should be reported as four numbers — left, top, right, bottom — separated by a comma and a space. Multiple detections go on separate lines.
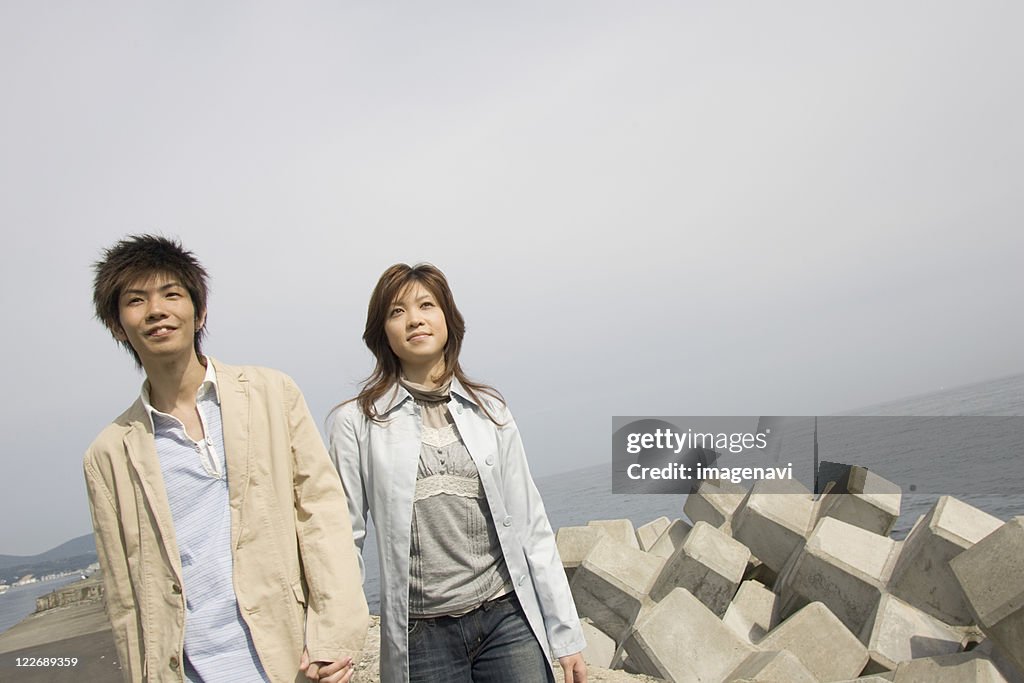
0, 534, 97, 578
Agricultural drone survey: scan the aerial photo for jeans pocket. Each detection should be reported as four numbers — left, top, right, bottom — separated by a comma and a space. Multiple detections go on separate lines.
407, 617, 428, 639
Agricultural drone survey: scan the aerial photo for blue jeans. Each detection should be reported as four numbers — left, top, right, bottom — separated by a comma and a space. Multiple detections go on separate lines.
407, 593, 555, 683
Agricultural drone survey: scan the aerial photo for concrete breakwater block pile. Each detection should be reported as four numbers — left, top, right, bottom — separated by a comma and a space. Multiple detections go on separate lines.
557, 469, 1024, 682
33, 575, 104, 612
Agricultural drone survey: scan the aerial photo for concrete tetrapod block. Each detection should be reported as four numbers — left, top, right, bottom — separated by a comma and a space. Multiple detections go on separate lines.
723, 580, 780, 643
684, 476, 748, 529
635, 516, 671, 551
555, 525, 607, 581
611, 598, 656, 673
778, 516, 900, 635
568, 536, 663, 640
860, 593, 967, 673
742, 554, 779, 590
622, 587, 757, 682
951, 516, 1024, 677
757, 601, 870, 682
587, 519, 640, 550
892, 651, 1011, 682
648, 521, 750, 616
648, 518, 692, 559
726, 649, 817, 683
731, 479, 816, 573
816, 466, 902, 536
578, 618, 617, 669
975, 639, 1024, 683
889, 496, 1003, 626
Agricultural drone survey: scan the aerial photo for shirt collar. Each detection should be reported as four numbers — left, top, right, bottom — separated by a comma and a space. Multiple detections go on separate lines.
372, 376, 480, 416
140, 357, 221, 429
449, 377, 479, 407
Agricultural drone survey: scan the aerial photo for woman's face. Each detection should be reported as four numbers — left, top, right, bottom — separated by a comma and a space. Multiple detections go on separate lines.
384, 281, 449, 374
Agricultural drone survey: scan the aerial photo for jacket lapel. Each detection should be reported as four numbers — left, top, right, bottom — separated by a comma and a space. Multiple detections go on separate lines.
122, 401, 185, 584
447, 379, 493, 467
215, 361, 252, 528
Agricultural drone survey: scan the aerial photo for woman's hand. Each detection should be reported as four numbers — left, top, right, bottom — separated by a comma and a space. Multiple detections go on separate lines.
300, 647, 355, 683
558, 652, 587, 683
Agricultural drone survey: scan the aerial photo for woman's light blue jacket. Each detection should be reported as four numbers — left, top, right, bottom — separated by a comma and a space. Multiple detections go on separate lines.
328, 380, 586, 683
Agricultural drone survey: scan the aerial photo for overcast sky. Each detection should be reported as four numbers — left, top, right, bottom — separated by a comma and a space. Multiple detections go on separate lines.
1, 1, 1022, 556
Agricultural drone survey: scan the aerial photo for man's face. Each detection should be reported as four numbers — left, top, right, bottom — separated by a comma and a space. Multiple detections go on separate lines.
115, 272, 204, 367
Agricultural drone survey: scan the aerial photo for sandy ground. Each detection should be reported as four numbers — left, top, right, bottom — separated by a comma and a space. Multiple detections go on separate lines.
0, 598, 121, 681
0, 606, 657, 682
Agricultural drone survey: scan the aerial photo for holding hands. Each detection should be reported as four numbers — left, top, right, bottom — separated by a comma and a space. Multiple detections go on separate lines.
300, 648, 355, 683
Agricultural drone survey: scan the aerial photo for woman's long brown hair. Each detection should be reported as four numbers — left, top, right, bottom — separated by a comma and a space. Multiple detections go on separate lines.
355, 263, 504, 424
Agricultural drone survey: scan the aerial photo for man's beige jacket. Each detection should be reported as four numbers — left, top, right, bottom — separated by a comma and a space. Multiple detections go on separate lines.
84, 359, 368, 682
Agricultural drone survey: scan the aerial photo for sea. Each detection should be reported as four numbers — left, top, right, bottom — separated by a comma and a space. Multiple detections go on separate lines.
2, 372, 1021, 626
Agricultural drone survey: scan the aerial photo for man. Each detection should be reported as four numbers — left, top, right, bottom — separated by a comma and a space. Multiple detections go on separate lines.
84, 234, 368, 682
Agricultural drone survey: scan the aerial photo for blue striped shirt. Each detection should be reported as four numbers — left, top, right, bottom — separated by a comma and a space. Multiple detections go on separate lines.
142, 362, 269, 682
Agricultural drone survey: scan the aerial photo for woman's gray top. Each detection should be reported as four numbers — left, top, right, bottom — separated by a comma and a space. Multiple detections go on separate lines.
405, 383, 512, 618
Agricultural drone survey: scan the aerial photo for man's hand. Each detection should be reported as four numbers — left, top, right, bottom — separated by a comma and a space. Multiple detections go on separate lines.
558, 652, 587, 683
299, 647, 355, 683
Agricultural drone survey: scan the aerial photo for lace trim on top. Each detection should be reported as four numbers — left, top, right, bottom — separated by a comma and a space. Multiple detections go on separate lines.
421, 424, 459, 449
414, 474, 482, 503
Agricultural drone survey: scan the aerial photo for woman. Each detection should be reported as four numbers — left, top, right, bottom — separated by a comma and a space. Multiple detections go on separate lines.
328, 263, 587, 683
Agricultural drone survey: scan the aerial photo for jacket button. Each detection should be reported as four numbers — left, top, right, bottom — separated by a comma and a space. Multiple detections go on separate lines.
169, 656, 180, 671
171, 583, 182, 595
503, 516, 512, 527
485, 456, 493, 466
456, 404, 463, 414
517, 575, 527, 586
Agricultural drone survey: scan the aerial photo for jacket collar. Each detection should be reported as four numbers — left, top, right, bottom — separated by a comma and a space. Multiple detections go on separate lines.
372, 376, 480, 416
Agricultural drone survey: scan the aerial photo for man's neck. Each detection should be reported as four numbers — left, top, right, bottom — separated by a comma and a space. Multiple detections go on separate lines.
144, 353, 208, 415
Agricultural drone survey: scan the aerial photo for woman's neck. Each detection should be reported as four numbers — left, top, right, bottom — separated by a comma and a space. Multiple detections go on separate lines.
401, 358, 446, 389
